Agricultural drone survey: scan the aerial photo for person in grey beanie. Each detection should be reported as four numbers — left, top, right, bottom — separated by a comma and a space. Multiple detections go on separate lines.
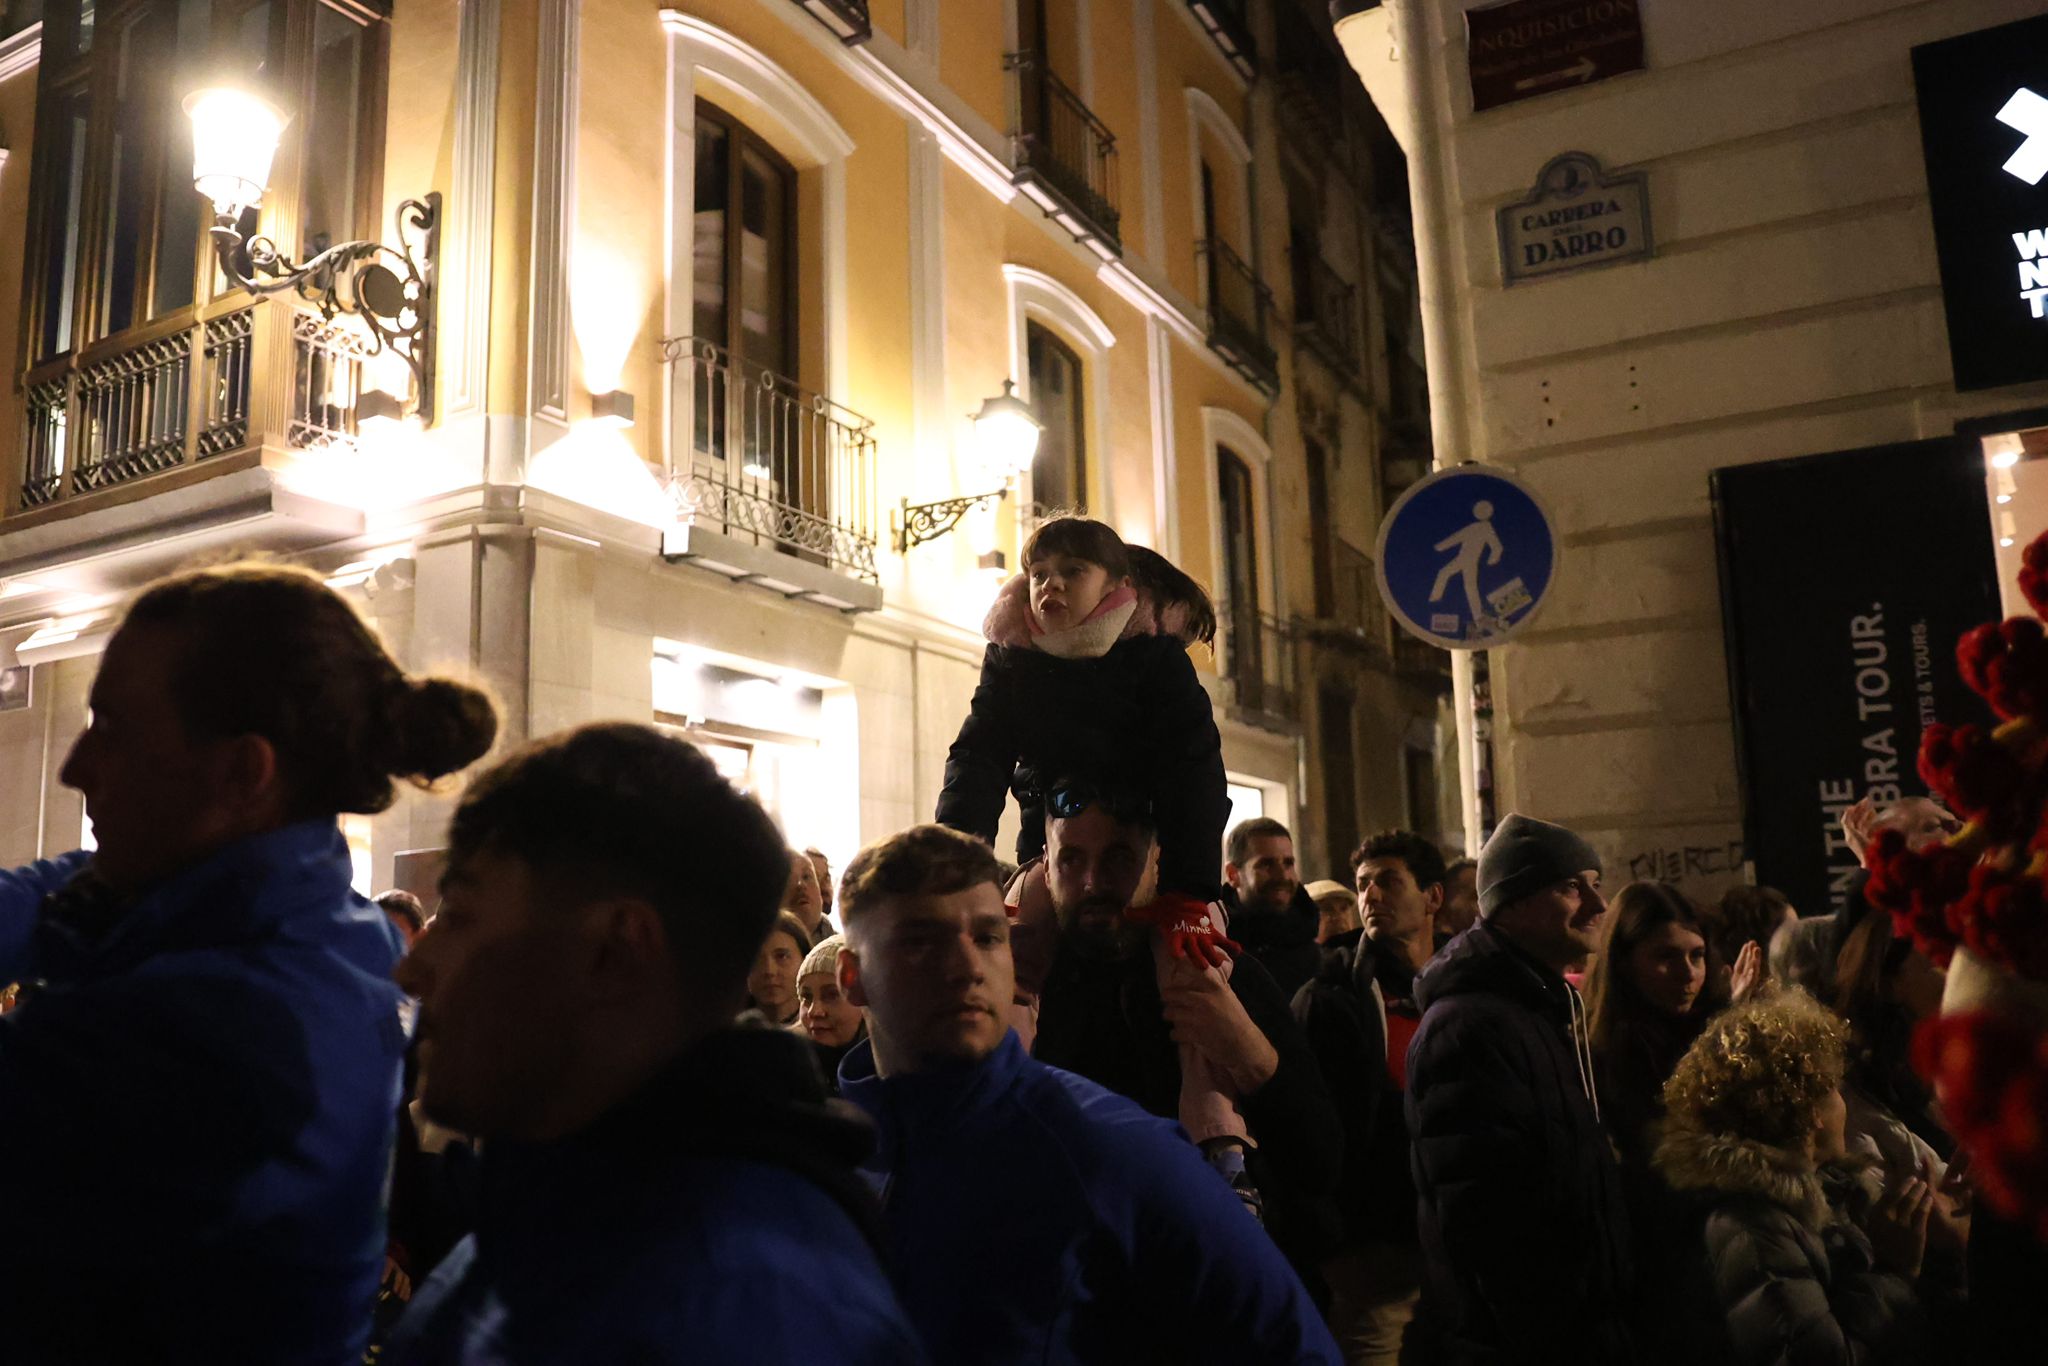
1402, 814, 1637, 1365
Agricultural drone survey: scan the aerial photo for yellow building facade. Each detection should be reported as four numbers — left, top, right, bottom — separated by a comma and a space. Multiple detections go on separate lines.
0, 0, 1448, 888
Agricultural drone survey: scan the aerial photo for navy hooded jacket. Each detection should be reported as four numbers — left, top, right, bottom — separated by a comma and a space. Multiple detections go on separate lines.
0, 822, 409, 1363
388, 1026, 922, 1366
1404, 921, 1636, 1366
839, 1030, 1341, 1365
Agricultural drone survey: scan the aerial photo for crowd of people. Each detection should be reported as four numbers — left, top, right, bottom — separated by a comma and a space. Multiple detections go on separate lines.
0, 528, 2040, 1364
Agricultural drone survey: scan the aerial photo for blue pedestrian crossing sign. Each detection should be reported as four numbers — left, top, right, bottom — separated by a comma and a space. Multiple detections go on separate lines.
1375, 464, 1557, 649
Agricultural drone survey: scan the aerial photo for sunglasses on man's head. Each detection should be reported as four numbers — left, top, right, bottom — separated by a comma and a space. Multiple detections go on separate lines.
1044, 782, 1154, 824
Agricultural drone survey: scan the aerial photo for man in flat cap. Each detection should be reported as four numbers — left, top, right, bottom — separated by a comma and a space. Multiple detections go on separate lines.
1402, 814, 1636, 1365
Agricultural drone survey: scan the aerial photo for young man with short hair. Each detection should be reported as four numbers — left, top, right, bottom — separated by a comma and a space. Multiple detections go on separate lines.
386, 723, 920, 1364
1404, 813, 1636, 1365
1294, 830, 1445, 1363
835, 823, 1341, 1366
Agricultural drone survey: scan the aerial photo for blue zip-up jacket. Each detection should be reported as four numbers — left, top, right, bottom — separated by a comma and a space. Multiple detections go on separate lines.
839, 1031, 1342, 1366
0, 822, 408, 1363
388, 1026, 924, 1365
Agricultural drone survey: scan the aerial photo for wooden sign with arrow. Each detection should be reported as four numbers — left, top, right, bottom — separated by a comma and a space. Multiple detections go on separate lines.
1466, 0, 1645, 113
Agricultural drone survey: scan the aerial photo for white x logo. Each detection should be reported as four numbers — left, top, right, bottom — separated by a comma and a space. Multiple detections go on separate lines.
1998, 87, 2048, 185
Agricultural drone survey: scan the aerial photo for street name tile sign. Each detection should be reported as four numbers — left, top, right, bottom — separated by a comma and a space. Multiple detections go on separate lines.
1496, 152, 1652, 285
1375, 464, 1557, 650
1466, 0, 1645, 113
1912, 12, 2048, 391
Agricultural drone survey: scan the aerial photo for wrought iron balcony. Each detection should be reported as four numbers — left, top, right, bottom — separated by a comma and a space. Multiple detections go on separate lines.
790, 0, 871, 45
1300, 540, 1390, 658
1220, 603, 1302, 729
1007, 52, 1122, 252
1393, 632, 1455, 694
662, 336, 879, 584
1293, 250, 1362, 379
13, 296, 379, 514
1201, 239, 1279, 392
1187, 0, 1257, 79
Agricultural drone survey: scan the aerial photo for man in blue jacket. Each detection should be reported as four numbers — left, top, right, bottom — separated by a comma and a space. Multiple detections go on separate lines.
386, 723, 921, 1364
835, 822, 1341, 1366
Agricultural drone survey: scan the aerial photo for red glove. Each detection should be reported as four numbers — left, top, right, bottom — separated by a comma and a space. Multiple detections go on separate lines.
1126, 893, 1240, 970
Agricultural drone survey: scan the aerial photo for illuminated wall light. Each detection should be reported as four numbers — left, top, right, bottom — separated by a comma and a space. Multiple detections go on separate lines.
1998, 492, 2015, 504
0, 579, 48, 600
1986, 432, 2026, 469
589, 389, 636, 430
1993, 449, 2022, 470
568, 245, 648, 395
2003, 536, 2018, 547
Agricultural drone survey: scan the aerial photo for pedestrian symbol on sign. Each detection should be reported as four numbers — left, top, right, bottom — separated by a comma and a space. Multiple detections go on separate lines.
1377, 464, 1558, 650
1430, 501, 1505, 621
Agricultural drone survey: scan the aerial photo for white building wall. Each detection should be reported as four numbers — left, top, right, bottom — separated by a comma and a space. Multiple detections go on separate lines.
1339, 0, 2048, 900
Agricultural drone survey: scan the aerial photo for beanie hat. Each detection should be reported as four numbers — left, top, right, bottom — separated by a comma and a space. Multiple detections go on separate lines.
1478, 814, 1602, 918
799, 933, 847, 982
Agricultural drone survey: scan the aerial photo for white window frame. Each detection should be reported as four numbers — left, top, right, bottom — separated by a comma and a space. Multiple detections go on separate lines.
1203, 404, 1281, 658
1003, 264, 1117, 526
660, 13, 855, 469
1184, 87, 1254, 312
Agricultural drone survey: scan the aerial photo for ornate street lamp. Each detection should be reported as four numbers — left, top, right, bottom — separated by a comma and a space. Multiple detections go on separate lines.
895, 380, 1045, 552
185, 85, 439, 423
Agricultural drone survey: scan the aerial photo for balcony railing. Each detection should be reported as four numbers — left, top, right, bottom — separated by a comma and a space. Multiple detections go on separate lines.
10, 297, 401, 514
1221, 603, 1301, 728
662, 336, 879, 583
1394, 633, 1455, 694
790, 0, 871, 45
1008, 51, 1122, 252
1301, 540, 1390, 656
1294, 251, 1361, 379
1187, 0, 1257, 78
1201, 238, 1279, 392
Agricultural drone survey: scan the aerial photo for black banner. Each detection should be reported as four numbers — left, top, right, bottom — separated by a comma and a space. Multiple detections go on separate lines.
1713, 437, 2000, 917
1913, 14, 2048, 391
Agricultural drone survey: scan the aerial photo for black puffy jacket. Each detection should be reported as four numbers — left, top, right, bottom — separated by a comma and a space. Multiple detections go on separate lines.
1404, 922, 1636, 1365
936, 633, 1228, 900
1649, 1128, 1933, 1366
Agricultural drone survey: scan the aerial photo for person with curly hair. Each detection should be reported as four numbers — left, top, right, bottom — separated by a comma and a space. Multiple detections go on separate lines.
1650, 992, 1939, 1366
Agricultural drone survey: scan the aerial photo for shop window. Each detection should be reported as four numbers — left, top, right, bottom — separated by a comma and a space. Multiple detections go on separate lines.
1026, 320, 1087, 512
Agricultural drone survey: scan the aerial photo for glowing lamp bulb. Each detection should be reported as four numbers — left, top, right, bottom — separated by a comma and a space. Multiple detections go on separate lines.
971, 379, 1044, 479
184, 87, 289, 215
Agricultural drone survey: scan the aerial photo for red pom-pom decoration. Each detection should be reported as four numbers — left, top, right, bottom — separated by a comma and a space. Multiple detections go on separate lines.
2021, 530, 2048, 620
1918, 722, 2030, 837
1957, 618, 2048, 722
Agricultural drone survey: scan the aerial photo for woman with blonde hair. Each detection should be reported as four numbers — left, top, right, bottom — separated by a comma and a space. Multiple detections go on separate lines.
1651, 992, 1938, 1365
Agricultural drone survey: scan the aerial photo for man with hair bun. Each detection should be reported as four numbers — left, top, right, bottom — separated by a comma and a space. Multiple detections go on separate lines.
0, 561, 498, 1364
386, 722, 919, 1365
